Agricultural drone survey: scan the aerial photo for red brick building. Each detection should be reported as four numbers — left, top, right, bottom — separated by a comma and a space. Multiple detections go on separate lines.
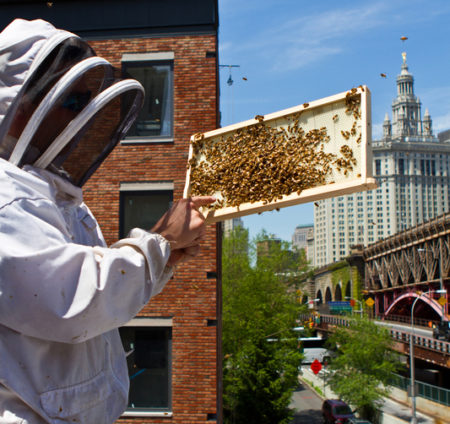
0, 1, 221, 422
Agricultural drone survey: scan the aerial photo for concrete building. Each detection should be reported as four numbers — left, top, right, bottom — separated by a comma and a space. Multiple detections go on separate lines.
222, 217, 243, 236
0, 1, 221, 423
292, 224, 314, 264
314, 53, 450, 267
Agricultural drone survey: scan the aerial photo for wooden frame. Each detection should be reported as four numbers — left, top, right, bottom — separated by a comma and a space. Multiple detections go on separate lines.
184, 86, 377, 223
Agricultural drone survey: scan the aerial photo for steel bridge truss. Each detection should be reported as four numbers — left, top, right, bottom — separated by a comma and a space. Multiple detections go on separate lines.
364, 214, 450, 291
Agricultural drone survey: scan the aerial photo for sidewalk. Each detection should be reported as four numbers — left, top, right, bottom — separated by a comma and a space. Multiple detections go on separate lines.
298, 366, 444, 424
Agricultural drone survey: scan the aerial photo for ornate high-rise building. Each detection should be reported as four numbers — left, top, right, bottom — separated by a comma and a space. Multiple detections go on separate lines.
314, 53, 450, 267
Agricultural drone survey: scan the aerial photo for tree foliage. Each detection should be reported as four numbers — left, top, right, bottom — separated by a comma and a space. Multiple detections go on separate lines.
325, 316, 403, 421
222, 227, 308, 424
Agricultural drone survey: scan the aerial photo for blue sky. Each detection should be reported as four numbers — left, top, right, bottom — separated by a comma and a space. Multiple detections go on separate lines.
217, 0, 450, 243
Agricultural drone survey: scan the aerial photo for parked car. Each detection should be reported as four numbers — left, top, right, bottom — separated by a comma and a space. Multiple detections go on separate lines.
322, 399, 355, 423
433, 320, 450, 341
348, 419, 372, 424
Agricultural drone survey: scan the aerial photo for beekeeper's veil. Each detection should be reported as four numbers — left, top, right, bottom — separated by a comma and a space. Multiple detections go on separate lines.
0, 19, 144, 186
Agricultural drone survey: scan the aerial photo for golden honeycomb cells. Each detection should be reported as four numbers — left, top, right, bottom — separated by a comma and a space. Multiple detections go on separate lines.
184, 86, 377, 223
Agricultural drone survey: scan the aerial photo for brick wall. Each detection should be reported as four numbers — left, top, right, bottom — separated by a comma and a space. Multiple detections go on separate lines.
83, 34, 219, 423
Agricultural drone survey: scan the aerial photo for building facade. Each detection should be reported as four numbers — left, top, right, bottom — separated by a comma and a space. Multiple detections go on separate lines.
292, 224, 314, 264
222, 217, 243, 236
0, 1, 221, 423
314, 53, 450, 268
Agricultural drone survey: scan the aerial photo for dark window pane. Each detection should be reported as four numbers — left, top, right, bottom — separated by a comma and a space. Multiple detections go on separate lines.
119, 190, 173, 238
375, 159, 381, 175
123, 62, 173, 137
398, 158, 404, 175
119, 326, 172, 411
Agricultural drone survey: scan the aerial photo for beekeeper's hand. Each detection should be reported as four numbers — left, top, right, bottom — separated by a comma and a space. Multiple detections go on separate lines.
152, 196, 215, 264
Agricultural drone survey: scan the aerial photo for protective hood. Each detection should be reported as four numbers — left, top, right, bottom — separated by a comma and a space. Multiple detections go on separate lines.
0, 19, 144, 186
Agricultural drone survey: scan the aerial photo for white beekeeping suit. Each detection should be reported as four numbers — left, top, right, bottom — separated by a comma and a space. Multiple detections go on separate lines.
0, 19, 174, 423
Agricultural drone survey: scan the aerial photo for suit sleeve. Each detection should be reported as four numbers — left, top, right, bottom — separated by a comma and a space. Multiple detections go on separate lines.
0, 196, 172, 343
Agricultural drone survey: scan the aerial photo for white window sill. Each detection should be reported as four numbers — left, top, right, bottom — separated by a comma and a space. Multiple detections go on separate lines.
121, 137, 174, 144
122, 411, 173, 417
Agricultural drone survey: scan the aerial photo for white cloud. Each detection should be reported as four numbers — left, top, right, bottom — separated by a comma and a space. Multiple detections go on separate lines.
433, 111, 450, 134
225, 3, 388, 72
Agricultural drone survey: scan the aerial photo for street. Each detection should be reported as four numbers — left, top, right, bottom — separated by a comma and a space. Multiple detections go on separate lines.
289, 380, 323, 424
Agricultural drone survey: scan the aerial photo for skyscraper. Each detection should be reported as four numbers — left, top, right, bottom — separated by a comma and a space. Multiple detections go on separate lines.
314, 53, 450, 268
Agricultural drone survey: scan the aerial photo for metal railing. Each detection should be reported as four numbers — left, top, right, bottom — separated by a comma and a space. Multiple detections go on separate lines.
311, 314, 450, 355
390, 373, 450, 406
375, 313, 440, 329
389, 329, 450, 355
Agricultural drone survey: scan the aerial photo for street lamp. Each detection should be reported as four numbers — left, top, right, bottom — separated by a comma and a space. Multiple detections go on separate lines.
409, 289, 447, 424
417, 247, 447, 315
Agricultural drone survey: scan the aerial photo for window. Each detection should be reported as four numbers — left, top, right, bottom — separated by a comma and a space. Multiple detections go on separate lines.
120, 318, 173, 415
120, 182, 173, 238
375, 159, 381, 175
122, 53, 174, 141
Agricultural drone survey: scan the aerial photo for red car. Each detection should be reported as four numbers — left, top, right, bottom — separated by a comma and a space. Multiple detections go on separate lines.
322, 399, 355, 423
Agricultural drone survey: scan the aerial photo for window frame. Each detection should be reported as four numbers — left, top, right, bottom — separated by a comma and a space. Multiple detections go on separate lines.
120, 317, 173, 418
119, 181, 174, 239
121, 52, 174, 144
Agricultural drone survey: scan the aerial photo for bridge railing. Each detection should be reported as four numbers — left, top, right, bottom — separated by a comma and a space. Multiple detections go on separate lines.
390, 373, 450, 406
308, 314, 450, 355
375, 313, 439, 329
389, 329, 450, 354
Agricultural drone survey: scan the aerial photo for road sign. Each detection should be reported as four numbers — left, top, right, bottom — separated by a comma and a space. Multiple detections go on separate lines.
311, 359, 322, 375
349, 299, 356, 307
365, 297, 375, 307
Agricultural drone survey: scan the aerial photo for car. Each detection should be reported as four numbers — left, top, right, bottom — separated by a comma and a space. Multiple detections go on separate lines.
433, 321, 450, 341
348, 419, 372, 424
322, 399, 355, 423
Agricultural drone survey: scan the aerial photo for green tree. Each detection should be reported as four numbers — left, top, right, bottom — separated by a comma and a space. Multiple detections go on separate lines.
222, 227, 308, 424
325, 316, 403, 422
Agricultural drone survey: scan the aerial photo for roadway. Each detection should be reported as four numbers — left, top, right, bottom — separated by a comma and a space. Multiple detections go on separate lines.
375, 319, 433, 338
289, 380, 323, 424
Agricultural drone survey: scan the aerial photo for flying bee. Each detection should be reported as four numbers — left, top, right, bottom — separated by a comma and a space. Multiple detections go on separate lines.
255, 114, 264, 122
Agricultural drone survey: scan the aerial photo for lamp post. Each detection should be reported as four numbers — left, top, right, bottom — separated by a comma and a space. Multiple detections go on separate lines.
409, 289, 447, 423
417, 247, 447, 315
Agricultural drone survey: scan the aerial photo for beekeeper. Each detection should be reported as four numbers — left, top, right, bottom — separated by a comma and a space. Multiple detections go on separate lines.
0, 18, 214, 424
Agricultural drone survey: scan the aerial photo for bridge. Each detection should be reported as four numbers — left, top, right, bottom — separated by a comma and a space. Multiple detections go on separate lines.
363, 212, 449, 321
316, 314, 450, 368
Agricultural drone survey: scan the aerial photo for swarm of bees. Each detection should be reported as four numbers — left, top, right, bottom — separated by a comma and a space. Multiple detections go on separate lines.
189, 89, 362, 211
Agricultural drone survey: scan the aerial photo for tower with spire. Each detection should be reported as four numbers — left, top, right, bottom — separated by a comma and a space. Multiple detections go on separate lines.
313, 53, 450, 268
383, 52, 432, 140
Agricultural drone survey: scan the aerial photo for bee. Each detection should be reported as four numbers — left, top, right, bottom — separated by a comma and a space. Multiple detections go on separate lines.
255, 114, 264, 122
193, 132, 204, 141
332, 114, 339, 122
400, 36, 408, 41
47, 1, 53, 6
380, 73, 387, 78
341, 130, 350, 140
303, 103, 309, 108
